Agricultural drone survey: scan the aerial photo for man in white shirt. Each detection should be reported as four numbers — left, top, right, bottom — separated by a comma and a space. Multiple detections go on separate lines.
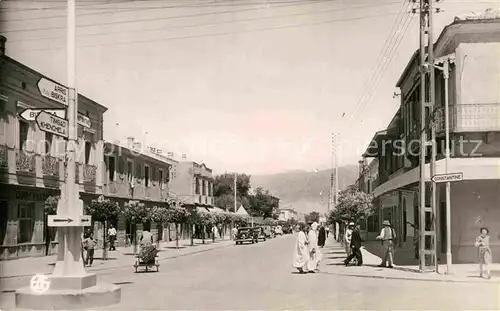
377, 220, 396, 268
108, 224, 117, 251
345, 222, 354, 257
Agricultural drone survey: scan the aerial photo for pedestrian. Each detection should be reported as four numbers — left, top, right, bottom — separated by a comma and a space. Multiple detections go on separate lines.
108, 224, 117, 251
475, 227, 492, 279
307, 222, 322, 272
325, 226, 330, 238
292, 223, 310, 274
231, 226, 238, 240
376, 220, 396, 268
218, 224, 223, 239
140, 228, 153, 247
211, 225, 218, 242
318, 224, 326, 248
344, 224, 363, 266
407, 221, 419, 259
83, 232, 97, 267
345, 222, 354, 257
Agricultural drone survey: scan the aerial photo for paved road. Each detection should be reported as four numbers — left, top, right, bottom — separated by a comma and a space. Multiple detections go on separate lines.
1, 235, 499, 310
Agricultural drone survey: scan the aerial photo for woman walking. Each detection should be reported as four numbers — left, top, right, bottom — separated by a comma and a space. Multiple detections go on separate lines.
475, 227, 492, 279
293, 223, 310, 274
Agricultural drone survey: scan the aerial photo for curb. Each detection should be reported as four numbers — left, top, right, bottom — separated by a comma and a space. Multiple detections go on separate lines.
322, 271, 500, 284
0, 241, 234, 280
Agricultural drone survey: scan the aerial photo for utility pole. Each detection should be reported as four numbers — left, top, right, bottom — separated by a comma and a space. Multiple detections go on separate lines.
332, 133, 339, 206
417, 0, 439, 273
234, 172, 237, 213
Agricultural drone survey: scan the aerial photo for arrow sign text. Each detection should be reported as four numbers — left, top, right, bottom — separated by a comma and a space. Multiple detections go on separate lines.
37, 78, 68, 106
19, 108, 65, 121
431, 172, 463, 183
36, 110, 69, 139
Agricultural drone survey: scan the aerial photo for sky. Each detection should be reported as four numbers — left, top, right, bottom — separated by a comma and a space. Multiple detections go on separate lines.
0, 0, 497, 175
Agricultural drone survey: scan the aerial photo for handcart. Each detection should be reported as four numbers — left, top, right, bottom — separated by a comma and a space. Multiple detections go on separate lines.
133, 244, 160, 272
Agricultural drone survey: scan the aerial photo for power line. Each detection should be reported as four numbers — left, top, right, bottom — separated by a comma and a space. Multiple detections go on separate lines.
344, 0, 412, 124
11, 11, 401, 53
6, 2, 396, 41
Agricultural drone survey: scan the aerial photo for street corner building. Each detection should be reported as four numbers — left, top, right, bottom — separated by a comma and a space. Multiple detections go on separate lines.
354, 17, 500, 265
0, 36, 107, 259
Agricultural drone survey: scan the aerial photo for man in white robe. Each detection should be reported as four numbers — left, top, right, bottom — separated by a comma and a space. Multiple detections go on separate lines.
293, 224, 310, 273
307, 222, 322, 272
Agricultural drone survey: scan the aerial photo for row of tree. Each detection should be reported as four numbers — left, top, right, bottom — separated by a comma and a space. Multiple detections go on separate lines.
213, 173, 279, 219
326, 185, 375, 225
44, 195, 252, 259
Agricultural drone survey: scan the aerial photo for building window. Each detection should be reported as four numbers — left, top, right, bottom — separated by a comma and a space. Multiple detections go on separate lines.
145, 165, 150, 187
18, 202, 35, 244
45, 132, 53, 155
135, 163, 142, 180
195, 178, 200, 194
84, 141, 91, 164
202, 180, 206, 195
19, 120, 29, 150
0, 96, 6, 136
127, 160, 133, 182
159, 169, 164, 189
108, 156, 115, 182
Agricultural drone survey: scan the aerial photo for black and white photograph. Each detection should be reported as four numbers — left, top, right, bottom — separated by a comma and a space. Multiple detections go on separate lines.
0, 0, 499, 309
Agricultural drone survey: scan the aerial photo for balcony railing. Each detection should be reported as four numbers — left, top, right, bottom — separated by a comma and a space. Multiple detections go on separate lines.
16, 150, 35, 174
435, 103, 500, 134
42, 155, 60, 177
83, 164, 97, 183
0, 144, 7, 168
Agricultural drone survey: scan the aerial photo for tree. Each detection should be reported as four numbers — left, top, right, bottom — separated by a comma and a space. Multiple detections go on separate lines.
213, 173, 251, 197
150, 205, 168, 247
327, 187, 375, 223
164, 206, 190, 249
84, 195, 120, 260
122, 200, 151, 254
247, 187, 279, 219
305, 211, 320, 224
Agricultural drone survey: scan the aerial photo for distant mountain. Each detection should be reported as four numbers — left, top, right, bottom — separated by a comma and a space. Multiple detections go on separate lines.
250, 165, 359, 215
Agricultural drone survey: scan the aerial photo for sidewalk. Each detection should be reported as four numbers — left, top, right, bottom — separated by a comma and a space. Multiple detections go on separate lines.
0, 238, 233, 279
321, 238, 500, 284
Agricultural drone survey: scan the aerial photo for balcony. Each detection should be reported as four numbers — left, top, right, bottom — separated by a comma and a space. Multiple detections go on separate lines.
16, 150, 35, 174
42, 155, 60, 177
0, 144, 7, 169
83, 164, 97, 183
435, 103, 500, 135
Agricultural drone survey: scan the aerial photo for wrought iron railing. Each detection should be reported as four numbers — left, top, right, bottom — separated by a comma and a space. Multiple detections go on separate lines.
42, 155, 60, 177
435, 103, 500, 135
16, 150, 35, 173
83, 164, 97, 183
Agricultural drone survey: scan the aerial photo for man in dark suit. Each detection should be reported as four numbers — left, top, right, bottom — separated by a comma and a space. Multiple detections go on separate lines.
318, 225, 326, 248
344, 224, 363, 266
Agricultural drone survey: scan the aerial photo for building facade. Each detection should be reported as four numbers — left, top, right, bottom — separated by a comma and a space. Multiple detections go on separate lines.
360, 17, 500, 264
0, 37, 107, 259
102, 138, 177, 246
169, 161, 214, 207
278, 208, 297, 221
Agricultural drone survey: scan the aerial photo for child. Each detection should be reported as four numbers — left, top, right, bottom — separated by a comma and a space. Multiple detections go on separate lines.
475, 227, 492, 279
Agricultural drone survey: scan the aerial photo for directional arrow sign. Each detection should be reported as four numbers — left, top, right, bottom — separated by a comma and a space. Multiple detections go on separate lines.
36, 110, 69, 139
19, 108, 65, 121
431, 172, 463, 183
37, 78, 68, 106
79, 215, 92, 227
48, 215, 74, 227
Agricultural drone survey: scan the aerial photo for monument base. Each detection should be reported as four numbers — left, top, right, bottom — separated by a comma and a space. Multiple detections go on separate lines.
15, 283, 121, 310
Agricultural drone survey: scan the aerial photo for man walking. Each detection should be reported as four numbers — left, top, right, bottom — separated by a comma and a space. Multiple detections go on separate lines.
108, 224, 117, 251
344, 224, 363, 266
377, 220, 396, 268
344, 222, 354, 257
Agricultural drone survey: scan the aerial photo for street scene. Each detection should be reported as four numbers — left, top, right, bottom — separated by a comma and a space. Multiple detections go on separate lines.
1, 0, 500, 309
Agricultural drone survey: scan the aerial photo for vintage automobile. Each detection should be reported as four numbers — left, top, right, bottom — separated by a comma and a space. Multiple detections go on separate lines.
262, 225, 274, 238
253, 226, 267, 242
274, 225, 283, 235
235, 227, 258, 245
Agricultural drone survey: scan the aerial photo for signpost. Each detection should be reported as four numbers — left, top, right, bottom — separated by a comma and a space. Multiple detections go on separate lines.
431, 172, 463, 183
35, 110, 69, 139
19, 108, 65, 121
37, 78, 68, 106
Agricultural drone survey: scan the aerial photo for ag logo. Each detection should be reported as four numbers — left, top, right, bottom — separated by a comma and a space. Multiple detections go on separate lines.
30, 274, 50, 294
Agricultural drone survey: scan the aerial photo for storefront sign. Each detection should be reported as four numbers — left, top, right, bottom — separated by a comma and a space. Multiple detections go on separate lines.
16, 189, 58, 201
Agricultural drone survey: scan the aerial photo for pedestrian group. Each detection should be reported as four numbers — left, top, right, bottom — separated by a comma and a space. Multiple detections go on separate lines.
292, 222, 324, 274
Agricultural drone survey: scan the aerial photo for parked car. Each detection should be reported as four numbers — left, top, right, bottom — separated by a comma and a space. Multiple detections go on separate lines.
235, 227, 258, 245
282, 225, 293, 234
253, 227, 267, 242
262, 225, 274, 238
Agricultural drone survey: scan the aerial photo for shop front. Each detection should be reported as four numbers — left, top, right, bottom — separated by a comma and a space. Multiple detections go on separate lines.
0, 184, 60, 260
